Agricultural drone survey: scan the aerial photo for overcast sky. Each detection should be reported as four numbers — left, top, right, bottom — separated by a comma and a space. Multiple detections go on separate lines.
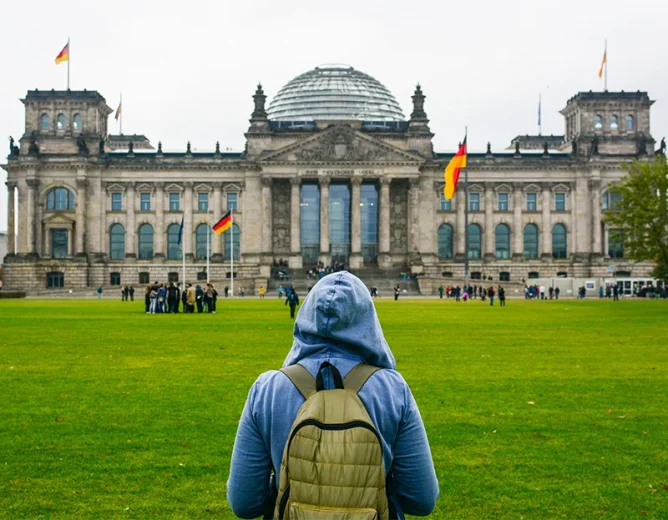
2, 0, 667, 231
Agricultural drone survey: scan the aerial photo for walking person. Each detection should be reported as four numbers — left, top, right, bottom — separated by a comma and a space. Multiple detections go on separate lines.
489, 286, 495, 306
555, 286, 560, 300
129, 286, 135, 302
227, 272, 439, 519
498, 286, 506, 307
285, 288, 299, 319
259, 285, 265, 299
96, 286, 103, 300
438, 285, 444, 299
394, 285, 400, 301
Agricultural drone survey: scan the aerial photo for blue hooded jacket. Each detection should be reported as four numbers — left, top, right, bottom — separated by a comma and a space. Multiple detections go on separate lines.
227, 271, 439, 518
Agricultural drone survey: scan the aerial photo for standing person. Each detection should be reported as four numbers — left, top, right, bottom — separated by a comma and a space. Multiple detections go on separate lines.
480, 287, 486, 302
438, 285, 444, 299
540, 285, 546, 300
203, 284, 211, 313
549, 286, 554, 300
145, 285, 151, 313
259, 285, 265, 299
158, 284, 167, 313
555, 286, 560, 300
129, 286, 135, 302
285, 288, 299, 319
181, 284, 188, 312
149, 285, 158, 314
186, 283, 196, 313
174, 284, 181, 313
227, 272, 439, 519
599, 286, 604, 299
613, 284, 619, 301
224, 286, 229, 298
455, 286, 460, 302
124, 286, 130, 302
489, 286, 495, 306
196, 285, 204, 313
393, 285, 400, 301
167, 283, 177, 313
278, 285, 284, 299
96, 286, 103, 300
121, 287, 125, 301
210, 284, 218, 314
498, 286, 506, 307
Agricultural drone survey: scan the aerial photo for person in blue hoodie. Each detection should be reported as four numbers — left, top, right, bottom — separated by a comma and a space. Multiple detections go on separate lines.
227, 271, 439, 519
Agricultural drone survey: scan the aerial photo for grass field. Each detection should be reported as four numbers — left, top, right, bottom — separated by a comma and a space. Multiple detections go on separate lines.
0, 297, 667, 519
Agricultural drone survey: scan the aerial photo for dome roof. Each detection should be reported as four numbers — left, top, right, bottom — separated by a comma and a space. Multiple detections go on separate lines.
267, 64, 405, 122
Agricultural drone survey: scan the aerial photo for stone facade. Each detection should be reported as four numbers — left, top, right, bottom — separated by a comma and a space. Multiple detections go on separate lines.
2, 83, 658, 293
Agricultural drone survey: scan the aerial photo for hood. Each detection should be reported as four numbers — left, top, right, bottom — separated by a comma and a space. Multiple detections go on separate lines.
283, 271, 396, 370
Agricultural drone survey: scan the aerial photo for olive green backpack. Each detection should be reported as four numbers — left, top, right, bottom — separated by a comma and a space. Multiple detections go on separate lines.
275, 361, 392, 520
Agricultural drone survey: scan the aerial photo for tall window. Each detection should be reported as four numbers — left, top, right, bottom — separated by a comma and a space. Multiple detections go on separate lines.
56, 113, 66, 130
195, 224, 209, 259
439, 192, 452, 211
46, 188, 75, 211
552, 224, 567, 259
198, 193, 208, 211
51, 229, 69, 259
469, 193, 480, 211
72, 113, 82, 131
109, 224, 125, 260
610, 115, 619, 131
438, 224, 453, 259
603, 191, 622, 211
40, 113, 50, 130
360, 183, 378, 264
138, 224, 154, 260
111, 193, 122, 211
609, 229, 624, 258
169, 193, 180, 211
329, 184, 351, 263
625, 115, 634, 131
224, 224, 240, 260
555, 193, 566, 212
523, 224, 539, 259
594, 115, 603, 130
467, 224, 482, 259
300, 184, 320, 264
527, 193, 537, 211
498, 193, 509, 211
167, 223, 182, 260
140, 193, 151, 211
227, 193, 238, 211
110, 272, 121, 286
495, 224, 510, 259
47, 272, 64, 289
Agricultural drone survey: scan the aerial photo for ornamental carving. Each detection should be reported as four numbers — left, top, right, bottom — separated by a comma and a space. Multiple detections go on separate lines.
272, 180, 291, 253
296, 127, 391, 162
390, 180, 408, 253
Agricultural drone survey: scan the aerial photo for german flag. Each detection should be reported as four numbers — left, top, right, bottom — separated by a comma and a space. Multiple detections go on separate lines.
212, 210, 232, 235
444, 137, 467, 200
55, 41, 69, 65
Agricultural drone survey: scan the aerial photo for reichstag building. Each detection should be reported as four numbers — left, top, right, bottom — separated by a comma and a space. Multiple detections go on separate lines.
2, 64, 657, 292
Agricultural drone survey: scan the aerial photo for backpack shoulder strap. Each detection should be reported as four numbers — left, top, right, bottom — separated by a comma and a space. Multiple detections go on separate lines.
280, 364, 316, 400
343, 363, 382, 394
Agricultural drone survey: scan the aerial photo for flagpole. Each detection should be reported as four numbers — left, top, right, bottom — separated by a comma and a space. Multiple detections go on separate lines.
206, 213, 211, 284
538, 93, 542, 136
464, 126, 470, 293
67, 37, 70, 90
604, 39, 608, 92
120, 93, 123, 135
230, 210, 234, 298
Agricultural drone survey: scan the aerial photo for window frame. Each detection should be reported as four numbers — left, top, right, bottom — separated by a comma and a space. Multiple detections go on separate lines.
552, 223, 568, 259
523, 223, 539, 259
555, 192, 566, 212
56, 113, 66, 131
469, 193, 480, 212
109, 223, 126, 260
140, 193, 151, 211
526, 192, 537, 212
497, 192, 509, 212
72, 113, 83, 131
594, 114, 603, 130
198, 192, 209, 212
169, 192, 180, 212
227, 192, 238, 211
110, 272, 121, 286
437, 223, 454, 259
138, 224, 154, 260
40, 113, 50, 130
625, 115, 634, 131
495, 223, 511, 259
439, 192, 452, 211
111, 192, 122, 211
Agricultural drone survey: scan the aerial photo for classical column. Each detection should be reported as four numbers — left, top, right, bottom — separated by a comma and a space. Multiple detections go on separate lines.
154, 182, 165, 258
75, 179, 88, 256
484, 183, 494, 260
212, 182, 223, 259
6, 182, 15, 255
290, 178, 301, 260
378, 177, 391, 268
319, 176, 330, 261
126, 182, 136, 257
512, 183, 523, 258
184, 182, 194, 258
455, 182, 466, 259
541, 182, 552, 258
574, 177, 590, 258
407, 177, 421, 260
26, 179, 38, 255
261, 177, 273, 261
350, 177, 363, 268
590, 180, 602, 257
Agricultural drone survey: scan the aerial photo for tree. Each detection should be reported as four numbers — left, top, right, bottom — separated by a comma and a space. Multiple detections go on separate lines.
605, 155, 668, 280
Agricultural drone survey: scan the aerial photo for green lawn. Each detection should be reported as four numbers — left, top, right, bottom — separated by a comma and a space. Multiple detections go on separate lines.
0, 298, 667, 519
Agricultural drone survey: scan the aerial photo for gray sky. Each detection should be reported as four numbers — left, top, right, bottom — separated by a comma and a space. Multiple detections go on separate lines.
2, 0, 667, 231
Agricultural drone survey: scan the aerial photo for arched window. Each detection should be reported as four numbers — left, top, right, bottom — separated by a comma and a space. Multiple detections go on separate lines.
56, 113, 66, 130
72, 113, 83, 131
437, 224, 453, 259
138, 224, 154, 260
46, 187, 75, 211
552, 224, 568, 259
166, 223, 182, 260
594, 115, 603, 130
195, 224, 210, 259
224, 224, 240, 261
610, 115, 619, 131
495, 224, 510, 259
625, 115, 634, 131
523, 224, 539, 259
109, 224, 125, 260
40, 113, 50, 130
467, 224, 482, 259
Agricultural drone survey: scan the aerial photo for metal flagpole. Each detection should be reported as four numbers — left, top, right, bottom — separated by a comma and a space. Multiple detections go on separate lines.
182, 237, 186, 289
120, 93, 123, 135
538, 93, 542, 136
464, 127, 470, 292
67, 38, 70, 90
230, 210, 234, 298
604, 39, 608, 92
206, 216, 210, 284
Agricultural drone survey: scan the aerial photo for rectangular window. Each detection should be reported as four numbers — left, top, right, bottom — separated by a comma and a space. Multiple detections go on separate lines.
555, 193, 566, 212
198, 193, 209, 212
110, 272, 121, 286
498, 193, 508, 211
111, 193, 122, 211
169, 193, 180, 211
46, 272, 64, 289
197, 271, 207, 281
500, 272, 511, 282
608, 230, 624, 258
527, 193, 537, 211
227, 192, 238, 211
51, 229, 69, 259
469, 193, 480, 211
140, 193, 151, 211
439, 192, 452, 211
168, 272, 179, 283
138, 272, 150, 284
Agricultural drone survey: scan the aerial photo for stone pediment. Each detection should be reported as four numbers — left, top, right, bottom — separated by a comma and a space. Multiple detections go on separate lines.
262, 125, 423, 163
43, 213, 75, 225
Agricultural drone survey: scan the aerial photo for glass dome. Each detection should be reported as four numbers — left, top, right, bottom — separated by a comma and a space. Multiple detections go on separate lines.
267, 64, 405, 122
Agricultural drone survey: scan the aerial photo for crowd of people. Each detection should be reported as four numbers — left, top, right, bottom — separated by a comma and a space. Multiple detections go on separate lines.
306, 261, 346, 280
142, 281, 221, 314
435, 284, 506, 305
